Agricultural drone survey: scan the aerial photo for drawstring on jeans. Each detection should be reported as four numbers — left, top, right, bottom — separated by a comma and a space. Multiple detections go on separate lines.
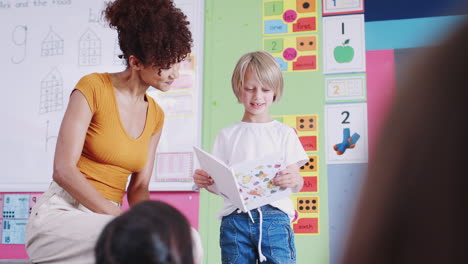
257, 207, 266, 262
237, 207, 267, 262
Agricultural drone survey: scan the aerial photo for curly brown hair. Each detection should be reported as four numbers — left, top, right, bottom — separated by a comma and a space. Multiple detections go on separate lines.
104, 0, 192, 70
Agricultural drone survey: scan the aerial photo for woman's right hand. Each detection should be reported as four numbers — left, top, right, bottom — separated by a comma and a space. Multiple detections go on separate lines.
193, 169, 214, 188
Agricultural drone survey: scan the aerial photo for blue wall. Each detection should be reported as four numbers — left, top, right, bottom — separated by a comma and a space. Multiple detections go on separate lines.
365, 0, 468, 21
328, 1, 468, 264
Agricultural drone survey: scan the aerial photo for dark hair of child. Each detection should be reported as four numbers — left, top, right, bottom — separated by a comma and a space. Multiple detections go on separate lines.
95, 200, 194, 264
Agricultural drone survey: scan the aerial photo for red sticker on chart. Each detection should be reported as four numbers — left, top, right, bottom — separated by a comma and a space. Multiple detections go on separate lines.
293, 55, 317, 70
283, 10, 297, 23
300, 176, 318, 193
293, 218, 319, 234
283, 48, 297, 61
293, 17, 316, 32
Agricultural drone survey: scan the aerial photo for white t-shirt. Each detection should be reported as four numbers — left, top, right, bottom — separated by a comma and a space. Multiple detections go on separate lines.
209, 120, 308, 221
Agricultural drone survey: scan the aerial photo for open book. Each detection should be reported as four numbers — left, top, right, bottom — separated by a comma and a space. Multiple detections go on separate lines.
193, 146, 292, 214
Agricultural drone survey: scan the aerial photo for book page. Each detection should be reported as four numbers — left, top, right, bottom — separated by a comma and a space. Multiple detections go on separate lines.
231, 153, 292, 211
193, 147, 246, 211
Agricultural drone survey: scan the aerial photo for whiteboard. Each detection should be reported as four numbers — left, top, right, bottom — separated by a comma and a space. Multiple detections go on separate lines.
0, 0, 204, 192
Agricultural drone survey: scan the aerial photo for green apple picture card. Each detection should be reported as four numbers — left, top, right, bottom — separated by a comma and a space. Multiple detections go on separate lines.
324, 103, 368, 164
323, 14, 366, 74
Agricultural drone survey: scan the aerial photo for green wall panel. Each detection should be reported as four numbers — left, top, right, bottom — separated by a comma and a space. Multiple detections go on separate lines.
201, 1, 329, 263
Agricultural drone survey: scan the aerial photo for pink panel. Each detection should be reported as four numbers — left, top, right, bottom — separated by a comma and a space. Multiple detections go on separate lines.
121, 192, 200, 229
366, 50, 396, 158
0, 244, 28, 259
0, 191, 200, 259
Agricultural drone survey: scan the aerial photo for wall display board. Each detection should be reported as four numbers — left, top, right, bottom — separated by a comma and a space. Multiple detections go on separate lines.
201, 0, 330, 260
274, 114, 321, 235
262, 0, 320, 72
322, 9, 367, 163
263, 0, 319, 35
0, 193, 40, 245
0, 0, 204, 192
264, 35, 319, 72
322, 4, 368, 264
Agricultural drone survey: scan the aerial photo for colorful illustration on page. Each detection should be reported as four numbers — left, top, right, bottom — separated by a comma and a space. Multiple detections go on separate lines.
235, 161, 287, 207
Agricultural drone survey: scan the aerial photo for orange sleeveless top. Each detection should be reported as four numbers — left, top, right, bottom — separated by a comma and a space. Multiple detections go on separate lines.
74, 73, 164, 203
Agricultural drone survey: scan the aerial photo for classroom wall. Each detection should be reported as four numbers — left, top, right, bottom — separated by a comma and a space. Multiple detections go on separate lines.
199, 1, 468, 264
2, 0, 468, 262
200, 1, 329, 263
0, 0, 204, 259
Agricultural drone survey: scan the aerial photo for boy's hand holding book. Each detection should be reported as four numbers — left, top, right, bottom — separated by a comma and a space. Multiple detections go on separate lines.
273, 163, 303, 192
193, 146, 295, 213
193, 169, 214, 189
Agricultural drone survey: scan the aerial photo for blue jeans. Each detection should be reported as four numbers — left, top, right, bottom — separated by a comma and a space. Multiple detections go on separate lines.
220, 205, 296, 264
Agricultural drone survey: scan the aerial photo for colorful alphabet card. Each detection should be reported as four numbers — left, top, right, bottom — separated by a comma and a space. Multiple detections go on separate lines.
263, 0, 318, 35
322, 0, 364, 16
323, 14, 366, 74
264, 35, 319, 72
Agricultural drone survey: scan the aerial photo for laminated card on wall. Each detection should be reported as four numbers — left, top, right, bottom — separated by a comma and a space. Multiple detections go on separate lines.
193, 147, 292, 214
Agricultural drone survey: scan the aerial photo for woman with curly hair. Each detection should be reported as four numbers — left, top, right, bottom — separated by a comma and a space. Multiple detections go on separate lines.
25, 0, 193, 263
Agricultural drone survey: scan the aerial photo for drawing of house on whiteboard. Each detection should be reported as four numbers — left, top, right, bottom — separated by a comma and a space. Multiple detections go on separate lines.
79, 28, 101, 66
39, 68, 63, 115
41, 28, 64, 57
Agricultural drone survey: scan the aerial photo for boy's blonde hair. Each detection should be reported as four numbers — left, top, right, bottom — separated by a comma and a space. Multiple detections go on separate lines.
231, 51, 284, 103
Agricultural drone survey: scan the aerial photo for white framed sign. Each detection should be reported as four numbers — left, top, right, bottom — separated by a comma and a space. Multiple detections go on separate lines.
323, 14, 366, 74
325, 103, 368, 164
325, 75, 366, 102
322, 0, 364, 16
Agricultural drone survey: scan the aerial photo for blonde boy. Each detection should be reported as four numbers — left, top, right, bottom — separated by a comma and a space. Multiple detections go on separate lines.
194, 51, 307, 264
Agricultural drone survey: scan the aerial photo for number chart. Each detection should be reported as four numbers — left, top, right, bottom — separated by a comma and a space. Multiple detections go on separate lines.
325, 74, 366, 102
292, 196, 319, 235
0, 193, 40, 245
273, 114, 321, 235
263, 0, 318, 35
264, 35, 319, 72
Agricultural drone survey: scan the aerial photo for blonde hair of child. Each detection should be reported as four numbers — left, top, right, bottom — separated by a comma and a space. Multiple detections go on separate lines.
231, 51, 284, 103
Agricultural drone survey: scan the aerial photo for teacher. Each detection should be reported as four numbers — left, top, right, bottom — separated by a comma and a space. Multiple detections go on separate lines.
25, 0, 193, 263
